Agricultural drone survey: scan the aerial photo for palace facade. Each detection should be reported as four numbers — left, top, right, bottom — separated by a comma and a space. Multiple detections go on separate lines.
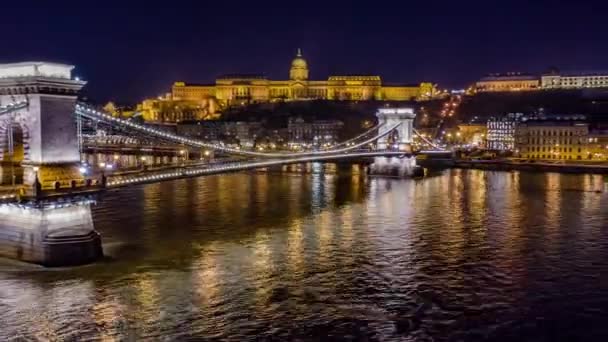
475, 73, 540, 92
171, 49, 437, 108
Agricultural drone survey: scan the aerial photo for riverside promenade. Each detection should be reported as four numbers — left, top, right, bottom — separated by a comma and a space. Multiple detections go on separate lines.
418, 158, 608, 175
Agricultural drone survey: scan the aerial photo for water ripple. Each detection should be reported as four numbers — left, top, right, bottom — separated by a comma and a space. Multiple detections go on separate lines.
0, 170, 607, 340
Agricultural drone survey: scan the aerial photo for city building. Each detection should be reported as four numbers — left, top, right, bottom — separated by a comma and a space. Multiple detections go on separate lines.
475, 73, 540, 92
474, 69, 608, 93
137, 96, 218, 123
171, 49, 438, 108
456, 123, 487, 147
541, 70, 608, 89
176, 120, 263, 148
176, 121, 226, 142
287, 117, 344, 149
587, 128, 608, 161
515, 116, 589, 160
486, 113, 524, 150
235, 121, 263, 148
102, 102, 139, 119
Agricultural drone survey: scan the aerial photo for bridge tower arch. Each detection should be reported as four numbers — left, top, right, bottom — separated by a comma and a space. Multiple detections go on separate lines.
0, 62, 86, 186
0, 119, 30, 184
376, 107, 416, 152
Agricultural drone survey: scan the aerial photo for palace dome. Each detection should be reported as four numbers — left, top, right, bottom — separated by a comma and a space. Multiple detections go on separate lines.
289, 48, 309, 81
291, 50, 307, 69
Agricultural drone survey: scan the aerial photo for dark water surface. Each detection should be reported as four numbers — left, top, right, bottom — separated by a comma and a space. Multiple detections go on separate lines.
1, 168, 608, 341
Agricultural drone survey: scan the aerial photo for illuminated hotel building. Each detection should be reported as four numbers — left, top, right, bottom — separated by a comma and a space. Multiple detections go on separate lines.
171, 49, 437, 107
486, 113, 524, 150
515, 117, 590, 160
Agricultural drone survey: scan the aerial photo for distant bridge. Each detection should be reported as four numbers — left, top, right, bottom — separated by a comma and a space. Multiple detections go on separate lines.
0, 98, 444, 193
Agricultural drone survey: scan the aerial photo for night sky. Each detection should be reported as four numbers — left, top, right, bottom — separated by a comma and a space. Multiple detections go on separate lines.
3, 0, 607, 104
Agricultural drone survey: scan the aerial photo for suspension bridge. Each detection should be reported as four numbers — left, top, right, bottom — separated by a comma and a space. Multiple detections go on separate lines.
0, 61, 442, 267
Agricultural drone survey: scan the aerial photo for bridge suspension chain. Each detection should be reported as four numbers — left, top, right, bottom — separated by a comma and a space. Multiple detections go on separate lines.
413, 128, 443, 151
75, 104, 401, 158
321, 123, 385, 150
107, 150, 409, 187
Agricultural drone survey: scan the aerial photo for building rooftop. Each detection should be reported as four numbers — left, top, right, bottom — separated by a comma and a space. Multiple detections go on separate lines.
522, 114, 587, 123
217, 74, 267, 80
383, 83, 420, 88
479, 73, 538, 82
520, 121, 589, 127
544, 70, 608, 77
173, 82, 215, 87
0, 61, 75, 79
328, 75, 381, 81
0, 61, 73, 69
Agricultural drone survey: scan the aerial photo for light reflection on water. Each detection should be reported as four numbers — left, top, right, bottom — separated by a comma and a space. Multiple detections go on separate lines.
0, 167, 607, 340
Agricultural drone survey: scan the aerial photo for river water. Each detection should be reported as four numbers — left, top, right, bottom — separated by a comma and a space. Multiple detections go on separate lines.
1, 166, 608, 341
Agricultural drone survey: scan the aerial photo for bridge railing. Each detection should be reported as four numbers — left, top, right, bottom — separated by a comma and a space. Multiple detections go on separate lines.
106, 150, 410, 187
0, 101, 28, 116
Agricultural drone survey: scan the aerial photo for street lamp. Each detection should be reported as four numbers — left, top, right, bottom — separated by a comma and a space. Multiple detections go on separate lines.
98, 162, 107, 187
32, 166, 41, 196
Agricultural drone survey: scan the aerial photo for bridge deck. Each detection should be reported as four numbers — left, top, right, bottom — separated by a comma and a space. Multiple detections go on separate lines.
107, 151, 411, 188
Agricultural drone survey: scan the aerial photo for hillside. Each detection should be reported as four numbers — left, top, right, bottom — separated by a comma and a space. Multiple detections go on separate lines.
219, 100, 445, 138
458, 89, 608, 122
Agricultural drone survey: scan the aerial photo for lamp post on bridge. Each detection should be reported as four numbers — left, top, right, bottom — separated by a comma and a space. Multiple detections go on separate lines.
99, 162, 107, 188
32, 166, 41, 198
179, 149, 188, 165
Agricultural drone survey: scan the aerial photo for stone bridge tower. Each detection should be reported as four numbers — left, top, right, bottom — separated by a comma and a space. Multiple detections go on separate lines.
376, 107, 416, 151
0, 62, 86, 187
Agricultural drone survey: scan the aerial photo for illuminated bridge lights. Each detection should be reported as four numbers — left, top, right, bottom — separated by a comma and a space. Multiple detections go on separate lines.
105, 151, 410, 188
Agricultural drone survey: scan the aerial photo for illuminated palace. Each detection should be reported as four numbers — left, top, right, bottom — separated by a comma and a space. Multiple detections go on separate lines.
170, 49, 436, 109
